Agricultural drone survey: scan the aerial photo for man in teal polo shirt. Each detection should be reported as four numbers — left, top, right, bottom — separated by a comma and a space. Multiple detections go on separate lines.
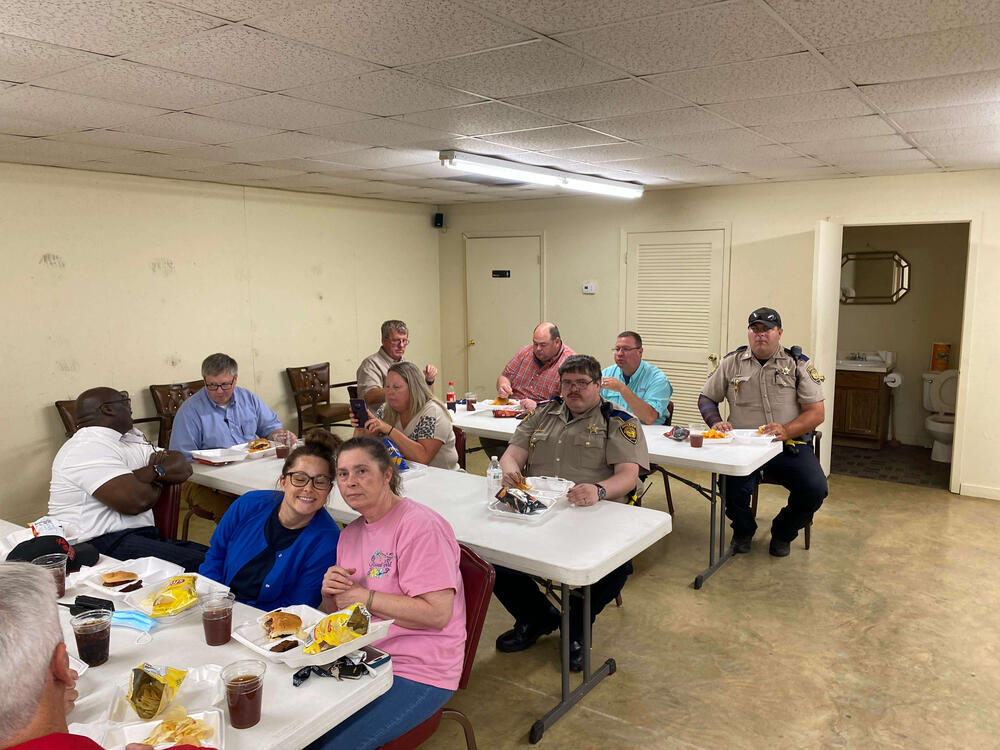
599, 331, 673, 425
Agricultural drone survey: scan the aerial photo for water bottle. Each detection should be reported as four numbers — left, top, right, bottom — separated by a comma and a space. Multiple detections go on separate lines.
446, 381, 457, 411
486, 455, 502, 501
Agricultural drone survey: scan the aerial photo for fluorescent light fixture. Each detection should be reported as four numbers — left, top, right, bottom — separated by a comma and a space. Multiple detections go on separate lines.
440, 150, 643, 199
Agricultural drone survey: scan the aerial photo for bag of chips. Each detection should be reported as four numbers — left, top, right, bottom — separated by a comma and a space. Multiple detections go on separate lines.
303, 604, 370, 654
127, 663, 187, 720
148, 574, 198, 618
381, 438, 409, 471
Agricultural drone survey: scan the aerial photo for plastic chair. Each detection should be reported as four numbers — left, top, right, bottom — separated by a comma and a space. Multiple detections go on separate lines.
376, 544, 495, 750
750, 431, 821, 549
453, 426, 467, 470
148, 379, 204, 448
284, 363, 354, 434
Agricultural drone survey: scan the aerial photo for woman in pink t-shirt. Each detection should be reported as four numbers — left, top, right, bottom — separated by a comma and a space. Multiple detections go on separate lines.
305, 436, 466, 750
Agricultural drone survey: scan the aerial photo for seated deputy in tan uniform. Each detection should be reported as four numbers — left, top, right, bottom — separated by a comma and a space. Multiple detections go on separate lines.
698, 307, 827, 558
494, 354, 649, 672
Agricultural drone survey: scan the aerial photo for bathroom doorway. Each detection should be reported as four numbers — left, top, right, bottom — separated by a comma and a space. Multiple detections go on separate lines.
829, 222, 969, 490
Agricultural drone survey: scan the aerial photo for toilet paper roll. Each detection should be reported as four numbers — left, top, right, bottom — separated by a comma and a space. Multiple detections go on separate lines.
884, 372, 903, 388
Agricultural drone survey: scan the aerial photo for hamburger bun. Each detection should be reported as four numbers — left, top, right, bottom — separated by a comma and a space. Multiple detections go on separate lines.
262, 611, 303, 640
247, 438, 271, 453
101, 571, 139, 587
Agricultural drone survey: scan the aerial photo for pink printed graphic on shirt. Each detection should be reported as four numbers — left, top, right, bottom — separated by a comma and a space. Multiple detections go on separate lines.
367, 550, 394, 578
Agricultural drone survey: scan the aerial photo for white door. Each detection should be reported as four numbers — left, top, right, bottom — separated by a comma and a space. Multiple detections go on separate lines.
465, 235, 542, 396
624, 229, 726, 428
812, 219, 843, 475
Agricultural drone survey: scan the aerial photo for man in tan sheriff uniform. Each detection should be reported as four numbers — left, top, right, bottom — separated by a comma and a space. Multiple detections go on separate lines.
493, 354, 649, 672
699, 307, 827, 558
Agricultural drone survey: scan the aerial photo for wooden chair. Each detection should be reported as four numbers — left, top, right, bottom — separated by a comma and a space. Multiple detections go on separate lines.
54, 397, 159, 439
377, 544, 495, 750
284, 363, 354, 434
152, 484, 182, 540
750, 431, 821, 549
148, 380, 203, 448
454, 426, 467, 470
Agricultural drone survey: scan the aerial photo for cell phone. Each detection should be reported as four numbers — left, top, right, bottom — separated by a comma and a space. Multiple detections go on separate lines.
360, 645, 391, 670
349, 398, 370, 426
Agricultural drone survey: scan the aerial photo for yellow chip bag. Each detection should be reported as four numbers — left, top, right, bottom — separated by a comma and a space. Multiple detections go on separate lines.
147, 574, 198, 617
127, 663, 187, 720
302, 604, 370, 654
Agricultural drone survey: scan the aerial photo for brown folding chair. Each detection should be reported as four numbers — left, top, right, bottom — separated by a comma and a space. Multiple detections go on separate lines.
377, 544, 495, 750
54, 395, 159, 439
750, 431, 821, 549
284, 363, 354, 434
453, 426, 467, 470
152, 484, 182, 540
148, 380, 204, 448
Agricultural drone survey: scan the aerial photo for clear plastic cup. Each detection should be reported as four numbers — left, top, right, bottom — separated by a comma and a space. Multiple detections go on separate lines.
223, 659, 266, 729
688, 425, 704, 448
70, 609, 112, 667
32, 552, 68, 597
201, 592, 236, 646
465, 392, 477, 411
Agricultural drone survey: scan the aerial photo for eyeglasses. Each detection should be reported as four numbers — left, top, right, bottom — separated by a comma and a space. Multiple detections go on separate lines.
559, 378, 595, 391
613, 346, 640, 353
284, 471, 333, 491
101, 391, 130, 406
205, 380, 235, 391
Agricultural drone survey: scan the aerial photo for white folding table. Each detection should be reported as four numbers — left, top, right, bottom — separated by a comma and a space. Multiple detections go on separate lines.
451, 408, 783, 588
189, 458, 672, 743
0, 519, 392, 750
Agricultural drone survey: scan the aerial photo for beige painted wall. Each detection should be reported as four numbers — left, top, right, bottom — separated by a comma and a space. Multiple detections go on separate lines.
838, 223, 968, 446
0, 163, 441, 525
438, 169, 1000, 500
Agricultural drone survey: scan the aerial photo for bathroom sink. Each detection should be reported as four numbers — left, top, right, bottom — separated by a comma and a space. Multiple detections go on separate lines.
836, 350, 896, 373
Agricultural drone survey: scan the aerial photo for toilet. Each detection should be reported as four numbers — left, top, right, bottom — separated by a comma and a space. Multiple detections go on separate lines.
922, 370, 959, 462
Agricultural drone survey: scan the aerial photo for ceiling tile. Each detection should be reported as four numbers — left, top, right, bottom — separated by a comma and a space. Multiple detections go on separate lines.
0, 34, 105, 83
197, 162, 305, 180
285, 69, 483, 116
706, 89, 873, 126
555, 0, 804, 76
469, 0, 711, 35
127, 26, 381, 92
0, 86, 166, 131
927, 141, 1000, 163
645, 164, 749, 183
89, 151, 225, 171
482, 124, 621, 150
861, 69, 1000, 113
543, 142, 660, 162
190, 94, 371, 130
506, 79, 688, 122
217, 131, 361, 160
636, 128, 775, 154
0, 138, 139, 164
584, 108, 733, 140
754, 115, 896, 142
48, 128, 201, 152
669, 143, 799, 165
849, 163, 942, 176
505, 152, 598, 171
768, 0, 1000, 49
822, 23, 1000, 85
909, 124, 1000, 146
404, 136, 528, 157
0, 113, 73, 136
792, 134, 912, 158
317, 147, 437, 169
168, 1, 305, 22
644, 52, 843, 105
251, 172, 377, 190
891, 102, 1000, 132
401, 41, 621, 99
304, 118, 455, 146
39, 60, 258, 110
717, 153, 821, 171
832, 148, 930, 167
395, 102, 561, 137
387, 162, 456, 179
0, 0, 221, 56
746, 165, 850, 180
115, 112, 281, 144
252, 0, 529, 67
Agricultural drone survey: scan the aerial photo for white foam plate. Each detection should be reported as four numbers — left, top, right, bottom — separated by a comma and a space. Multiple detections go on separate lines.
190, 447, 248, 465
103, 707, 224, 750
488, 485, 561, 523
700, 434, 734, 445
232, 604, 393, 669
730, 429, 776, 445
68, 654, 89, 677
123, 574, 230, 623
77, 557, 184, 599
233, 440, 279, 460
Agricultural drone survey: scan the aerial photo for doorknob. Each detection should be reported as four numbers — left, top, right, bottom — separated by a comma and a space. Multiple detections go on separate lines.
708, 353, 718, 363
467, 339, 476, 346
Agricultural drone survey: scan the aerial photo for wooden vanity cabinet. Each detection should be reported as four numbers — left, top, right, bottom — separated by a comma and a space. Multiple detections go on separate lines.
833, 370, 890, 449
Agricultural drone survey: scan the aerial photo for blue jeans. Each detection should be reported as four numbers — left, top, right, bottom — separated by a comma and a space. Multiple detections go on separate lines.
305, 676, 453, 750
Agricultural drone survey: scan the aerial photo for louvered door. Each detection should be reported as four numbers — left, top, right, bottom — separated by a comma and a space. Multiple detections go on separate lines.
625, 230, 726, 427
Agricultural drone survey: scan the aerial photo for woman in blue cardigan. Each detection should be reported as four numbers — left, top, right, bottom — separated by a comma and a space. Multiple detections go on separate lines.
199, 430, 341, 609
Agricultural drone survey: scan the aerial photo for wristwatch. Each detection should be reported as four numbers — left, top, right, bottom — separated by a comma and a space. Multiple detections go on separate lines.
593, 483, 607, 502
152, 464, 166, 481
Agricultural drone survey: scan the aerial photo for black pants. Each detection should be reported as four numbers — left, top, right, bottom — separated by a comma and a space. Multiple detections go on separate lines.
477, 437, 509, 462
492, 561, 633, 643
722, 446, 828, 542
88, 526, 208, 572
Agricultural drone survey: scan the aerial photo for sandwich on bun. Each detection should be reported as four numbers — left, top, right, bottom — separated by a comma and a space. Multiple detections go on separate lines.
262, 611, 303, 640
247, 438, 271, 453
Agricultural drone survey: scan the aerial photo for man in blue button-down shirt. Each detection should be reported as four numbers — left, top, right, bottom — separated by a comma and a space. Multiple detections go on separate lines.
599, 332, 673, 425
170, 353, 296, 459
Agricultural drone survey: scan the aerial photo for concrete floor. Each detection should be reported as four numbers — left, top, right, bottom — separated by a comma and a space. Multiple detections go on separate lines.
190, 444, 1000, 749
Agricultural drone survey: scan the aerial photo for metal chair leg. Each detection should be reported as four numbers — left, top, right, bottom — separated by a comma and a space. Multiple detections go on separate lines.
442, 709, 478, 750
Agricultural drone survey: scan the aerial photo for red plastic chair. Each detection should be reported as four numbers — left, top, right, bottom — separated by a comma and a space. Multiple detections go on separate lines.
453, 426, 467, 470
152, 483, 181, 540
377, 544, 496, 750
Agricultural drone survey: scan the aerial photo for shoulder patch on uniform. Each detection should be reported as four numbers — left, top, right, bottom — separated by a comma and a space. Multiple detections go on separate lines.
807, 365, 824, 383
619, 421, 638, 444
724, 346, 747, 358
609, 408, 632, 422
784, 347, 810, 362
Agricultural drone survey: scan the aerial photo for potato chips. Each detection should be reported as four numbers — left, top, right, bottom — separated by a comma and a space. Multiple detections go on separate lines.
141, 704, 214, 746
127, 663, 187, 720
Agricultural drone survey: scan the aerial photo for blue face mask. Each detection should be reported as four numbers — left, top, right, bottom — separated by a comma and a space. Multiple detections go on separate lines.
112, 610, 156, 632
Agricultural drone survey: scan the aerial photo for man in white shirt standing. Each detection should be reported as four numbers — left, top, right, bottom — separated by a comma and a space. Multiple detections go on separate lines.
48, 387, 205, 570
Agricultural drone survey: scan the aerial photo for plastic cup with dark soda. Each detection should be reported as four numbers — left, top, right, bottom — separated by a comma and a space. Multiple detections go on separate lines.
71, 610, 112, 667
688, 426, 704, 448
202, 592, 236, 646
32, 553, 68, 598
223, 660, 267, 729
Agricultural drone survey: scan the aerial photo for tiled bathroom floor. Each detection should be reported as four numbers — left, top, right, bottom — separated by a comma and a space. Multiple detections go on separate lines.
830, 443, 951, 488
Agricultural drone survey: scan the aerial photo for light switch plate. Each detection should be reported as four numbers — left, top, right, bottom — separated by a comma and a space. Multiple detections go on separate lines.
582, 282, 596, 295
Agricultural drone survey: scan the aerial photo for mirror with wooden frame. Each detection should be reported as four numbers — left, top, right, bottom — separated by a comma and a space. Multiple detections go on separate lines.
840, 251, 910, 305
